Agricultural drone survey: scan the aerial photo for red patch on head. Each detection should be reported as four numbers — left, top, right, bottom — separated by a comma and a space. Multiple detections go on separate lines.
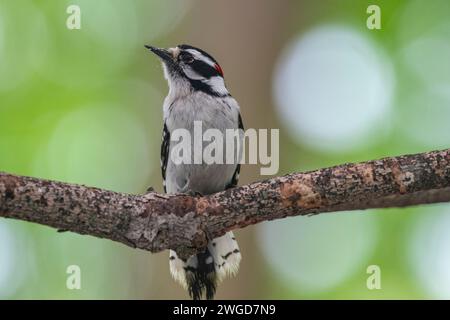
214, 63, 224, 77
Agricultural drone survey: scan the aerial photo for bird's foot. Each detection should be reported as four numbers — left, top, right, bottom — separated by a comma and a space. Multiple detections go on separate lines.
184, 190, 203, 197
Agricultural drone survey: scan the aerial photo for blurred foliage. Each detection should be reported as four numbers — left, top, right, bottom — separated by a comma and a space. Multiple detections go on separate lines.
1, 0, 450, 299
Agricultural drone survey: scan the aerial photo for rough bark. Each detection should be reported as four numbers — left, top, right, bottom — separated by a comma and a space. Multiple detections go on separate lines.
1, 148, 449, 259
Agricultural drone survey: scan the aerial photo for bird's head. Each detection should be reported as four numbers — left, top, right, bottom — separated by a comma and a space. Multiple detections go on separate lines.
145, 44, 228, 97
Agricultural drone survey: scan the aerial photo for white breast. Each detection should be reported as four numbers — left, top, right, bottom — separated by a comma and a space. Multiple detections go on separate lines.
163, 92, 241, 195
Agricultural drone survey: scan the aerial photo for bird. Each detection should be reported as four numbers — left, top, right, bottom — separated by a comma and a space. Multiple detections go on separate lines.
145, 44, 243, 300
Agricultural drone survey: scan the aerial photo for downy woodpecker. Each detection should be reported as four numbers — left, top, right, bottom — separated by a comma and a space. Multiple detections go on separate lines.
146, 44, 243, 300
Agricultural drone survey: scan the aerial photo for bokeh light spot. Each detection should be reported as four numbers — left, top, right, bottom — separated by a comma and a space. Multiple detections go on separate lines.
273, 25, 395, 152
398, 86, 450, 148
0, 222, 28, 298
0, 1, 49, 92
258, 212, 378, 294
397, 0, 450, 46
401, 35, 450, 87
407, 205, 450, 298
32, 104, 153, 193
40, 0, 192, 87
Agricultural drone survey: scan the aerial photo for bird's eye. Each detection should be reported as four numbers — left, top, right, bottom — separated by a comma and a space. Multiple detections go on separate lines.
182, 55, 194, 64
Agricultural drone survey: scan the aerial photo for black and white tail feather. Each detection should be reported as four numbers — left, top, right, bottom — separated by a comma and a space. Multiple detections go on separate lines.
146, 44, 243, 299
169, 232, 241, 300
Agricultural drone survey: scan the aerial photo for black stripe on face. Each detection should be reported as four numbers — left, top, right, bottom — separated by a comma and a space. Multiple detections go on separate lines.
178, 44, 218, 64
188, 78, 230, 97
190, 59, 220, 79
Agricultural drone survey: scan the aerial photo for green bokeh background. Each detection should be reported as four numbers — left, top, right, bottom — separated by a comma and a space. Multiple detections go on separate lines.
1, 0, 450, 299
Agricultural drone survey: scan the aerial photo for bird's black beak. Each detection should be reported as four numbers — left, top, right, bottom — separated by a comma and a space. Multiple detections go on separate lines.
145, 45, 173, 63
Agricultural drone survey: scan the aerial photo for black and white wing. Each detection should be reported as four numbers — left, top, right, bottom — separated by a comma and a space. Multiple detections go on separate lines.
160, 122, 170, 193
226, 113, 244, 189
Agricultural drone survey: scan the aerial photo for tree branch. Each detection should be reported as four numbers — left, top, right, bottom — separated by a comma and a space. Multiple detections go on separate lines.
1, 149, 449, 259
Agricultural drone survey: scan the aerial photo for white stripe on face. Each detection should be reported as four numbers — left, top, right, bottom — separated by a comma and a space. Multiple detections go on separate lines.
204, 76, 227, 95
183, 66, 204, 80
186, 49, 216, 67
